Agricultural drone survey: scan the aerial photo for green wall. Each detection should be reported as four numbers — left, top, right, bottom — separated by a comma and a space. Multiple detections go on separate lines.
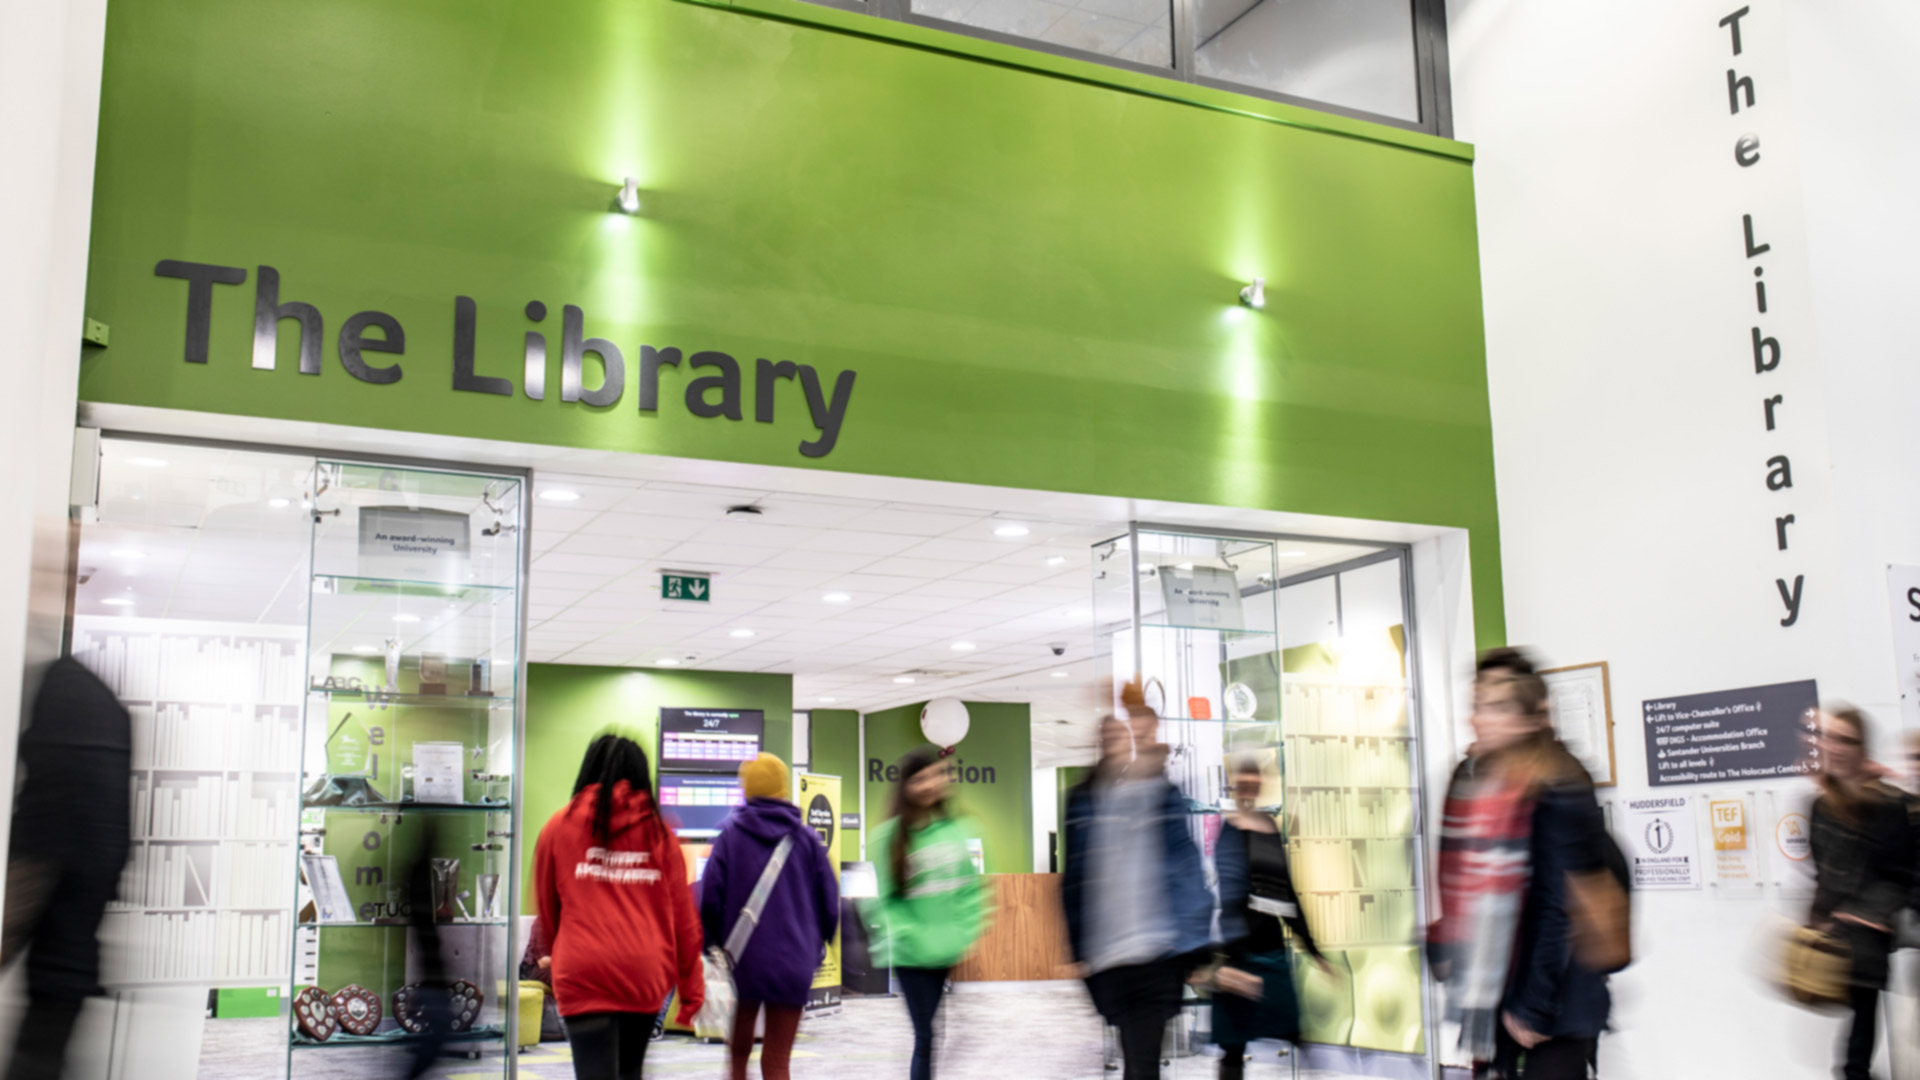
861, 701, 1031, 875
808, 708, 860, 799
79, 0, 1505, 650
520, 662, 792, 910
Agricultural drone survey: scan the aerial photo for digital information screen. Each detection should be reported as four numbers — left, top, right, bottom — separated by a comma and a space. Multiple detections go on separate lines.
657, 774, 745, 837
659, 708, 765, 773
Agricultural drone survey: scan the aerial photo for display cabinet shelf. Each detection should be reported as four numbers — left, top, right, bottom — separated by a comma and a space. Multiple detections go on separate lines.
292, 1026, 505, 1050
312, 574, 515, 595
305, 688, 513, 707
299, 801, 509, 815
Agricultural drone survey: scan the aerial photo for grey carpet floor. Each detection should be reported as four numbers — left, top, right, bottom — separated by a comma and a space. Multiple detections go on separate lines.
212, 982, 1342, 1080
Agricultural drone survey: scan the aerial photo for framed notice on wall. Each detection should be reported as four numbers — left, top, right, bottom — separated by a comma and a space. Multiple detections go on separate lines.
1542, 662, 1616, 787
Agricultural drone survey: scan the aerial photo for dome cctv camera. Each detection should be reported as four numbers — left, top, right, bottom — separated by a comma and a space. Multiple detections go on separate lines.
1050, 643, 1067, 656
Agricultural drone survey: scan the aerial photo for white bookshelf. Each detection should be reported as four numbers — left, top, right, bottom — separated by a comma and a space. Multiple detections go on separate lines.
75, 616, 302, 988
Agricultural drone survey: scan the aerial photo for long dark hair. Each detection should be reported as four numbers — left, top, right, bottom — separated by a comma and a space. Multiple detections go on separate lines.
573, 732, 657, 846
888, 746, 951, 897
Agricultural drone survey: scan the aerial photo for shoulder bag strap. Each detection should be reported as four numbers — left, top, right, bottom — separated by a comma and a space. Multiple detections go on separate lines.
724, 835, 794, 963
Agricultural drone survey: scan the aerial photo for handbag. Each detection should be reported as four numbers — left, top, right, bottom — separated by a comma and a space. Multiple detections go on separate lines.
692, 835, 794, 1041
1777, 923, 1851, 1009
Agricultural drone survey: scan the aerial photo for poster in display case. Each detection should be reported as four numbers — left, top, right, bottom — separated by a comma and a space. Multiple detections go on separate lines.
1542, 661, 1616, 787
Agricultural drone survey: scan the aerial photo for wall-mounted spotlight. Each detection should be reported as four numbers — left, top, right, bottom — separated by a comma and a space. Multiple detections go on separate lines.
615, 177, 641, 215
1239, 277, 1266, 310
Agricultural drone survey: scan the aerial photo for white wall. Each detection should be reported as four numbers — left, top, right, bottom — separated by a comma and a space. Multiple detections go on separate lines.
1450, 0, 1920, 1076
0, 0, 113, 1071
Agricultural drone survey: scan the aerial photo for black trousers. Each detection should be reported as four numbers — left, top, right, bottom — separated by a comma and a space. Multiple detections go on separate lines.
565, 1011, 654, 1080
1087, 960, 1185, 1080
1843, 985, 1877, 1080
1485, 1026, 1595, 1080
897, 966, 950, 1080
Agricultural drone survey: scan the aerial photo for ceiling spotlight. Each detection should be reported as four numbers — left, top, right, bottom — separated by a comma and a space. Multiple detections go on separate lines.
1176, 562, 1195, 572
268, 497, 291, 509
101, 597, 134, 607
1051, 671, 1070, 678
994, 524, 1030, 538
616, 177, 641, 215
819, 696, 838, 704
656, 657, 681, 667
1046, 555, 1066, 567
391, 614, 420, 624
730, 629, 756, 639
951, 642, 976, 652
1239, 277, 1266, 309
112, 549, 147, 560
127, 456, 168, 468
539, 489, 581, 503
352, 645, 378, 654
822, 592, 852, 604
893, 676, 916, 685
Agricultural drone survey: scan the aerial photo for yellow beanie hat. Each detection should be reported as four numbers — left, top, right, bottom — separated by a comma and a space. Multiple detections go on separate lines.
738, 752, 789, 801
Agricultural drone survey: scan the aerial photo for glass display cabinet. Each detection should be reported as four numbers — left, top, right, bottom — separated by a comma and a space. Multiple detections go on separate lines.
290, 461, 526, 1078
1093, 525, 1431, 1069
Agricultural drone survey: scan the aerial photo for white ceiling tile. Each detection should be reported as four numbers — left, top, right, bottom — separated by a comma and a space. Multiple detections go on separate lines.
905, 580, 1014, 600
793, 530, 921, 557
531, 570, 610, 593
607, 489, 744, 519
690, 521, 827, 549
859, 556, 976, 579
898, 538, 1024, 563
550, 533, 680, 560
756, 549, 878, 574
658, 542, 783, 569
949, 562, 1062, 586
577, 512, 709, 541
527, 507, 599, 533
532, 553, 645, 578
841, 508, 988, 536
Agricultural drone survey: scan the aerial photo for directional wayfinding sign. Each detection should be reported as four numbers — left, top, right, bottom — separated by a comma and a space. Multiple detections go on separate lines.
662, 572, 711, 603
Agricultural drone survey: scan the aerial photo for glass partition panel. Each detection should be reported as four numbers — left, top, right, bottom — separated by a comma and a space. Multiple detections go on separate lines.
913, 0, 1176, 68
1193, 0, 1421, 123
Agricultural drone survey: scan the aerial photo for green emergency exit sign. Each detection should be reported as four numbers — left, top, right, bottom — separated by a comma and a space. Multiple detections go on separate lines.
662, 572, 711, 602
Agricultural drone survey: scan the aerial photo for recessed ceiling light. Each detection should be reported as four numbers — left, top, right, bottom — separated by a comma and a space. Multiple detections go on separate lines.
352, 645, 378, 654
101, 597, 134, 607
1176, 562, 1194, 571
391, 614, 420, 623
994, 524, 1030, 538
1045, 556, 1066, 567
819, 697, 838, 704
538, 489, 581, 503
1051, 670, 1070, 678
951, 642, 975, 652
112, 549, 146, 560
1278, 550, 1307, 558
893, 676, 916, 685
656, 658, 681, 667
822, 592, 852, 604
616, 177, 641, 215
730, 629, 756, 639
127, 457, 168, 468
268, 497, 291, 509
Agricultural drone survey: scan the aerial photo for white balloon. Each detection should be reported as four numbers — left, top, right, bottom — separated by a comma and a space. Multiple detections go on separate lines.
920, 697, 971, 748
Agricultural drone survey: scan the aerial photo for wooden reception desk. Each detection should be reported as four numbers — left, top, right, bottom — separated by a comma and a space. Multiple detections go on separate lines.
952, 873, 1074, 982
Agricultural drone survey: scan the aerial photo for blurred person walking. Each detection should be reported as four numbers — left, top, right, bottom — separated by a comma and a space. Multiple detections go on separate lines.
1210, 752, 1328, 1080
1, 657, 131, 1080
700, 753, 840, 1080
1062, 686, 1214, 1080
1809, 706, 1911, 1080
535, 734, 704, 1080
867, 746, 987, 1080
1432, 649, 1614, 1080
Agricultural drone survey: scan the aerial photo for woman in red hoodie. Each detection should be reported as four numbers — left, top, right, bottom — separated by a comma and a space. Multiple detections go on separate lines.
535, 734, 704, 1080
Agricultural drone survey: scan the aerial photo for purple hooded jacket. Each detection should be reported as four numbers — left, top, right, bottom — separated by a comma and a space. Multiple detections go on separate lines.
699, 797, 840, 1007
